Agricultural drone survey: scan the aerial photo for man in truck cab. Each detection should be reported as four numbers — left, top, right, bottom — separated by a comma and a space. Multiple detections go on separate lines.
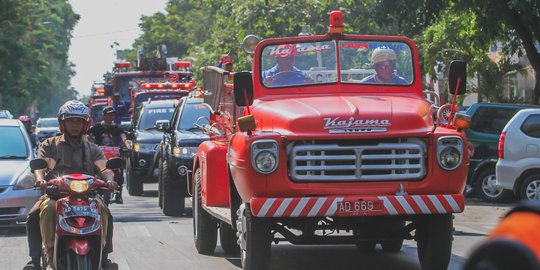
262, 44, 314, 86
360, 47, 409, 84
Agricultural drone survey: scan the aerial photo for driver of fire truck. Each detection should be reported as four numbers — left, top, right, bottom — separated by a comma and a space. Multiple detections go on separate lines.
87, 106, 131, 204
23, 100, 118, 270
360, 47, 408, 84
262, 44, 314, 87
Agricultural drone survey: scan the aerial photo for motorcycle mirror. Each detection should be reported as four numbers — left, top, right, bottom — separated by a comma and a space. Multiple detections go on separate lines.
30, 158, 48, 171
106, 157, 123, 170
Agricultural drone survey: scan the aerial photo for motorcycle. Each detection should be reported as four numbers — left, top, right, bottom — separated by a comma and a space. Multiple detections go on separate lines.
30, 158, 122, 270
99, 146, 123, 205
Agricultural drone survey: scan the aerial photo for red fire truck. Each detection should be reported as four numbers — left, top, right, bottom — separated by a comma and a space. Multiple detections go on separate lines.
192, 11, 471, 270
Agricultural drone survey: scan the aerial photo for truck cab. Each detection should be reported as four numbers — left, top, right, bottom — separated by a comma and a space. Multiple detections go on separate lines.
192, 11, 470, 270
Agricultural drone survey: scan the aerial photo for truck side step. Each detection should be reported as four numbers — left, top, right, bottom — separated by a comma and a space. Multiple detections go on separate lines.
203, 205, 231, 224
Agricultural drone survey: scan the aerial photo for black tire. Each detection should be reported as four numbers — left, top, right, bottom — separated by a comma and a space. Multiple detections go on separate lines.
416, 214, 453, 270
193, 168, 218, 255
475, 167, 512, 202
220, 222, 240, 255
237, 203, 271, 270
519, 173, 540, 200
355, 241, 377, 252
127, 157, 144, 196
157, 159, 164, 209
381, 239, 404, 252
76, 254, 90, 270
162, 159, 185, 216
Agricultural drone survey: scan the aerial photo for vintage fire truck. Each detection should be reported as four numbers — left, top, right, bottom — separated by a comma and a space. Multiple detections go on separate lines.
192, 11, 470, 270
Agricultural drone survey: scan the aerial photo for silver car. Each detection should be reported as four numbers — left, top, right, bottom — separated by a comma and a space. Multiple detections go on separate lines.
0, 119, 40, 226
35, 117, 60, 142
496, 109, 540, 200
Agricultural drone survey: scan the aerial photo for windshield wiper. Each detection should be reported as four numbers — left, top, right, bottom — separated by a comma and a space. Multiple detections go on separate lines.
0, 155, 27, 159
186, 127, 201, 131
144, 127, 158, 131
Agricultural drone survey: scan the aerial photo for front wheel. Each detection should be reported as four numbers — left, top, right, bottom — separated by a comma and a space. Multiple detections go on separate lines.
237, 203, 271, 270
67, 251, 91, 270
162, 159, 185, 216
193, 168, 217, 255
416, 214, 453, 270
127, 157, 143, 196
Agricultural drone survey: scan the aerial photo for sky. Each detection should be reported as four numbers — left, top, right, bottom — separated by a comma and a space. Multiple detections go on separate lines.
68, 0, 168, 97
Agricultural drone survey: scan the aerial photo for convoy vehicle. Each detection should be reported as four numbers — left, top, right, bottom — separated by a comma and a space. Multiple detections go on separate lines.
496, 109, 540, 200
0, 119, 40, 226
191, 11, 470, 270
156, 93, 210, 216
126, 99, 178, 196
35, 117, 60, 141
0, 110, 13, 119
464, 103, 539, 202
130, 81, 192, 124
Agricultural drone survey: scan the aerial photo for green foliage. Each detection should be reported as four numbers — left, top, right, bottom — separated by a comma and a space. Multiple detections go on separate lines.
0, 0, 79, 116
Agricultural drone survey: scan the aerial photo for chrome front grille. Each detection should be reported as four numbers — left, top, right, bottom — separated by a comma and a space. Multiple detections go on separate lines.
289, 139, 426, 181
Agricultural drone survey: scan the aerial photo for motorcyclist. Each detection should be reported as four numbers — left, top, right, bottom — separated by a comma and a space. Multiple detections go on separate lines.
87, 106, 132, 204
18, 115, 38, 148
23, 100, 118, 270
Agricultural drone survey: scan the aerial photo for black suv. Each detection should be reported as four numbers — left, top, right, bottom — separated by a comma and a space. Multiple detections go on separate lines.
465, 103, 540, 202
156, 96, 210, 216
126, 99, 178, 196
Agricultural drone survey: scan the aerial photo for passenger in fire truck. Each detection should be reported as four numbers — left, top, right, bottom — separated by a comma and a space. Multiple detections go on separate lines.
262, 44, 314, 87
360, 47, 408, 85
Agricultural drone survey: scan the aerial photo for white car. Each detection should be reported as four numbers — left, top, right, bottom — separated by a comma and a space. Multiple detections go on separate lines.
35, 117, 60, 141
496, 109, 540, 200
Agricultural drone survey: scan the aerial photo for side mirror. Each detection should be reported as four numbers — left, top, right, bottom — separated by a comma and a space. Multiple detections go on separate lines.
106, 157, 123, 170
448, 61, 467, 95
104, 84, 113, 96
30, 158, 48, 171
234, 72, 254, 106
155, 119, 170, 131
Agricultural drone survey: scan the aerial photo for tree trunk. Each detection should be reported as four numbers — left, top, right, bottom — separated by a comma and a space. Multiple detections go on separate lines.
534, 72, 540, 104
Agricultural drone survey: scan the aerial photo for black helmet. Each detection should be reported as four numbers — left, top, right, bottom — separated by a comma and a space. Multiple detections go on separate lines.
102, 106, 116, 115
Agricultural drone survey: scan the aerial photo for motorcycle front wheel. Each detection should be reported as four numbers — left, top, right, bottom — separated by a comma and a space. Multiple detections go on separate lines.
67, 250, 92, 270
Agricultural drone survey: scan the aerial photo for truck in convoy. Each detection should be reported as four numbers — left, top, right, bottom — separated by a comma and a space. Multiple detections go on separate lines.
191, 11, 471, 270
104, 45, 195, 125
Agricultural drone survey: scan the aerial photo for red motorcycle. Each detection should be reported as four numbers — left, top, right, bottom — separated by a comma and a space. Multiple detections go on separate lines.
99, 146, 123, 205
30, 158, 122, 270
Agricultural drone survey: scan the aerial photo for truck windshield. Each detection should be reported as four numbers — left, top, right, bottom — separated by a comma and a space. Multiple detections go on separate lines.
260, 40, 413, 87
339, 40, 413, 85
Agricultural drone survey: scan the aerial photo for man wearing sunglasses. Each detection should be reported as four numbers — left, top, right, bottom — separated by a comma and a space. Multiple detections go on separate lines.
361, 47, 408, 84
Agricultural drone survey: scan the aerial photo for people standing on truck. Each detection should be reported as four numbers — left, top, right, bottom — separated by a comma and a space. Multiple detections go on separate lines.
111, 93, 128, 125
360, 47, 408, 84
217, 55, 234, 72
87, 106, 131, 204
23, 100, 118, 270
262, 44, 314, 86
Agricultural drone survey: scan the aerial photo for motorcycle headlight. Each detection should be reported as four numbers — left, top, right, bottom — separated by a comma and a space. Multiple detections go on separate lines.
437, 136, 463, 170
173, 146, 198, 157
251, 140, 279, 174
69, 180, 89, 193
14, 167, 36, 190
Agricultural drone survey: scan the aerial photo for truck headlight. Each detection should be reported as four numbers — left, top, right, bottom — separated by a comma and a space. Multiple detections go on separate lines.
14, 167, 36, 190
437, 136, 463, 170
134, 143, 157, 152
251, 140, 279, 174
173, 146, 198, 157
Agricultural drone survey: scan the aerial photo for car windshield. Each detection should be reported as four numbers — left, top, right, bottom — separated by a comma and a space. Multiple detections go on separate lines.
178, 103, 211, 131
138, 105, 176, 130
260, 40, 413, 87
37, 119, 58, 128
0, 126, 28, 158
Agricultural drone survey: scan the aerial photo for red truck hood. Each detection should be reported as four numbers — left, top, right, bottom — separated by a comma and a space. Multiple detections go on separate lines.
253, 95, 433, 137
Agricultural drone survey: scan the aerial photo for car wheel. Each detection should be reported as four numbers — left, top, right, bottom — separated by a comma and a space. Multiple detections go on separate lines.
520, 174, 540, 200
127, 157, 144, 196
475, 167, 512, 202
162, 159, 185, 216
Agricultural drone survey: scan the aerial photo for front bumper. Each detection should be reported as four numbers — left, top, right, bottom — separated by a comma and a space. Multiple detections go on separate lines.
250, 194, 464, 218
0, 186, 41, 225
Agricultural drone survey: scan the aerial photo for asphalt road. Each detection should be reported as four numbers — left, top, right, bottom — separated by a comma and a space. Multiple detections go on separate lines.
0, 183, 513, 270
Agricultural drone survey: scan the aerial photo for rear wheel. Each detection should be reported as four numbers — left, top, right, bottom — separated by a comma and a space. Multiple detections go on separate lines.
193, 168, 217, 255
475, 167, 512, 202
127, 157, 144, 196
219, 222, 240, 255
162, 159, 185, 216
519, 174, 540, 200
416, 214, 453, 270
237, 203, 271, 270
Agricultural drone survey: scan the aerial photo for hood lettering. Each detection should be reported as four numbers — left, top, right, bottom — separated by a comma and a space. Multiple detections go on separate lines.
324, 117, 391, 129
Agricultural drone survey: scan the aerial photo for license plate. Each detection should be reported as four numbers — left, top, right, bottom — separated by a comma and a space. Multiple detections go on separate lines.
336, 199, 384, 216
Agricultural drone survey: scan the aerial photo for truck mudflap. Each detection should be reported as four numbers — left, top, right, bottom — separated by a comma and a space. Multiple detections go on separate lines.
250, 194, 464, 218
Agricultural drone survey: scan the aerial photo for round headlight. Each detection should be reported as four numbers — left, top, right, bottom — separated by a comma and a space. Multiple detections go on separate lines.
439, 146, 461, 170
254, 151, 277, 174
